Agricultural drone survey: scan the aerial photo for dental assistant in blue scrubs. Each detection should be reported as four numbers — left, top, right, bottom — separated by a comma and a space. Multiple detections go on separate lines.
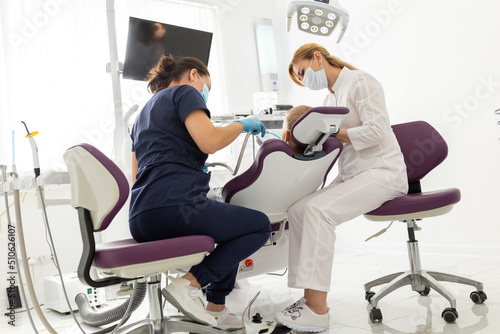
129, 54, 271, 330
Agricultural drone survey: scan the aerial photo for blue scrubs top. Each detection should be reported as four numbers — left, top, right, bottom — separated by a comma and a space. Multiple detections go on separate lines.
129, 85, 211, 219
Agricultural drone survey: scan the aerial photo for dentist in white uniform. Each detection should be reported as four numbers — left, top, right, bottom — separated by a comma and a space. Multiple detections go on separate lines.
274, 43, 408, 332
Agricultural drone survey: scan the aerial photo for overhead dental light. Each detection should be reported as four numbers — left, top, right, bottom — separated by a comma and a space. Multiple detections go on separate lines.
287, 0, 349, 43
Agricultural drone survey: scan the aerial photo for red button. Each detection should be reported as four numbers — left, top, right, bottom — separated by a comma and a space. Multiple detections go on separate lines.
245, 259, 253, 267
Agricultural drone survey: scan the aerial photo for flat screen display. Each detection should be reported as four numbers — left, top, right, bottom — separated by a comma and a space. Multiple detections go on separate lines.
123, 17, 213, 81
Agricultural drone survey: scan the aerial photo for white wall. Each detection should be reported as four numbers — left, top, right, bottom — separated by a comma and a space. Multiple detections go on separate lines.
219, 0, 500, 257
216, 0, 279, 114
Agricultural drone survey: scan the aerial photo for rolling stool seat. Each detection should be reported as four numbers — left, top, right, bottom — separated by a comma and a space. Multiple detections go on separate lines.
93, 236, 215, 278
366, 188, 461, 221
363, 121, 487, 324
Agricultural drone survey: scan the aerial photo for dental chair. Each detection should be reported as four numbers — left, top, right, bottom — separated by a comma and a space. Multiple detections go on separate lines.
363, 121, 487, 324
63, 144, 226, 334
223, 106, 347, 277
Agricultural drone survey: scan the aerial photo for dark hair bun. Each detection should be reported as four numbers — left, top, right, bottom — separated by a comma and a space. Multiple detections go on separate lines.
147, 54, 210, 94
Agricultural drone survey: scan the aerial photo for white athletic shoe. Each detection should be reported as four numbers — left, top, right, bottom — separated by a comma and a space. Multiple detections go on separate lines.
162, 276, 217, 327
207, 307, 242, 330
274, 299, 329, 332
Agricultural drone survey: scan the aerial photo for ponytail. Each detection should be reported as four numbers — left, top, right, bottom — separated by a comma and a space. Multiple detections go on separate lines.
147, 54, 210, 94
288, 43, 357, 87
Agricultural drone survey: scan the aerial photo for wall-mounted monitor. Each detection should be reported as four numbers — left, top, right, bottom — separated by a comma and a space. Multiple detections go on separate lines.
123, 17, 213, 81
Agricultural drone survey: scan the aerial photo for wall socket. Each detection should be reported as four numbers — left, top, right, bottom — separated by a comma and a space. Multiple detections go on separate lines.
20, 254, 51, 265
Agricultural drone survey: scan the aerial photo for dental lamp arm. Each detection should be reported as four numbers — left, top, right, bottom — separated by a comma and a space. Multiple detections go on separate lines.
286, 2, 299, 32
337, 11, 349, 43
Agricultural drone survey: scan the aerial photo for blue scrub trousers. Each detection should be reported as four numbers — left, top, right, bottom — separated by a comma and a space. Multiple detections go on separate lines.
129, 199, 271, 304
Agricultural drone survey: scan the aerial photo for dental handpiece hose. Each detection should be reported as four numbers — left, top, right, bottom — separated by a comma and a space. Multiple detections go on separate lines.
1, 166, 14, 230
1, 166, 11, 222
2, 168, 40, 333
10, 171, 50, 333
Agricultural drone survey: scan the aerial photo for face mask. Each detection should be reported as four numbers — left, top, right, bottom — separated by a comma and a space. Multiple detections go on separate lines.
194, 73, 209, 103
302, 57, 328, 90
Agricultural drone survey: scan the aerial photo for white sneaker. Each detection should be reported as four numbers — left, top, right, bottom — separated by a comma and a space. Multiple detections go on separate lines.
162, 276, 217, 326
274, 300, 329, 332
207, 307, 242, 330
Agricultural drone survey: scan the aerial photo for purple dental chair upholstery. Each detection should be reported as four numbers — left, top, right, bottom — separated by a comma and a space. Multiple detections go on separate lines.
363, 121, 486, 324
222, 106, 346, 278
63, 143, 226, 334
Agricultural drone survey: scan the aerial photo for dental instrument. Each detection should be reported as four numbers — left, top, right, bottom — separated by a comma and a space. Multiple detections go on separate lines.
204, 129, 281, 176
205, 131, 253, 175
266, 131, 281, 139
241, 291, 261, 334
287, 0, 349, 42
21, 121, 40, 178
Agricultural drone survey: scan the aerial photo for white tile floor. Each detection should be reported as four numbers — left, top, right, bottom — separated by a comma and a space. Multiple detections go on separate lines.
2, 249, 498, 334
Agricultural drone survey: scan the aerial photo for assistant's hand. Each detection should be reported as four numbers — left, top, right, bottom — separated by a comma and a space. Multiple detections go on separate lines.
234, 117, 266, 137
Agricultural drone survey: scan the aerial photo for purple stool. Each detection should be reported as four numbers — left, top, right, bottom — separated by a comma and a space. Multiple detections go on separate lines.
64, 144, 226, 334
363, 121, 486, 324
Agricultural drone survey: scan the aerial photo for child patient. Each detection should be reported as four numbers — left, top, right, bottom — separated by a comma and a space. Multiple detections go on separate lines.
281, 105, 312, 154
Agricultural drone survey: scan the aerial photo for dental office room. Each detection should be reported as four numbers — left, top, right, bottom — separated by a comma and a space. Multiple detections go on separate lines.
0, 0, 499, 333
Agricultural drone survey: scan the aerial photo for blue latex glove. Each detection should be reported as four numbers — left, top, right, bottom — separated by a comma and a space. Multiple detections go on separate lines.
234, 117, 266, 137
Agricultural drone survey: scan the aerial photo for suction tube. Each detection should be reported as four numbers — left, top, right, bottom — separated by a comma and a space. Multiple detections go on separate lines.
75, 281, 147, 327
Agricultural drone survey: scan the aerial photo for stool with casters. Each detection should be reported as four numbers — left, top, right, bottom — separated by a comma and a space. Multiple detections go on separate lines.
363, 121, 486, 324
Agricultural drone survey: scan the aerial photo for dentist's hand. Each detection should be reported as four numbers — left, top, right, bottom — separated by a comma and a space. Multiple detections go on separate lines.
234, 117, 266, 137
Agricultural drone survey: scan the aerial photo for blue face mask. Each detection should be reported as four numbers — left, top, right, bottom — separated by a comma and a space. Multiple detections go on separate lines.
302, 57, 328, 90
196, 74, 209, 103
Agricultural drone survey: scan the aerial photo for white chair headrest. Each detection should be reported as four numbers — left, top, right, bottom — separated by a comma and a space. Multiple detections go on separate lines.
291, 106, 348, 155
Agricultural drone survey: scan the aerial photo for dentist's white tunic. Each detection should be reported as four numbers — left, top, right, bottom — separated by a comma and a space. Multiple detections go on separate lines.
287, 67, 408, 292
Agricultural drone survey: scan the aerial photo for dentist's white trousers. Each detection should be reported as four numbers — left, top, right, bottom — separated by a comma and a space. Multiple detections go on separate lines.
287, 175, 405, 292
